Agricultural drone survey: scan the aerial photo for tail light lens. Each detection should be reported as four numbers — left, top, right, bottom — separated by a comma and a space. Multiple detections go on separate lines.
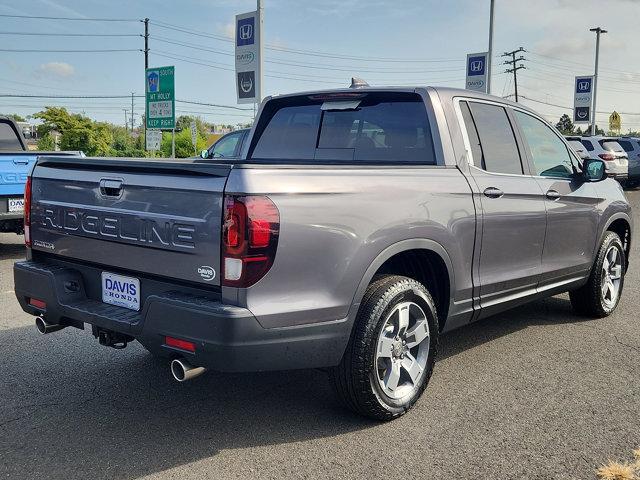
599, 153, 616, 161
24, 176, 32, 247
222, 195, 279, 287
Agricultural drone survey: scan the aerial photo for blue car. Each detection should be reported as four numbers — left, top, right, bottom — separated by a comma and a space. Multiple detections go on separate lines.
0, 117, 80, 235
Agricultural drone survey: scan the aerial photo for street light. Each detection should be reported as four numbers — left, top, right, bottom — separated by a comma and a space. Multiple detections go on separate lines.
590, 27, 607, 136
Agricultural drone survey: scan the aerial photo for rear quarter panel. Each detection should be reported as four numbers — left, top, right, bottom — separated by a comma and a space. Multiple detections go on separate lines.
224, 166, 476, 329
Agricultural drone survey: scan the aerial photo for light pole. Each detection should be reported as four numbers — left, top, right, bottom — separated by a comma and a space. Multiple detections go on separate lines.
590, 27, 607, 136
487, 0, 495, 95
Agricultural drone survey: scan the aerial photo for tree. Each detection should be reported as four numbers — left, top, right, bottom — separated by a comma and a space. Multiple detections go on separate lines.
3, 113, 26, 122
555, 114, 575, 135
37, 133, 56, 151
159, 128, 208, 158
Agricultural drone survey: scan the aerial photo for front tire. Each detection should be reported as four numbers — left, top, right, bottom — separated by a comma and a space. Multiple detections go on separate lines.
331, 275, 439, 421
570, 231, 626, 318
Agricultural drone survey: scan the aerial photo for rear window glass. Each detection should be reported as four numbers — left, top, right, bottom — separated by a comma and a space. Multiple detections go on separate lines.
580, 139, 595, 151
251, 93, 436, 164
568, 140, 585, 151
0, 122, 23, 151
600, 140, 624, 152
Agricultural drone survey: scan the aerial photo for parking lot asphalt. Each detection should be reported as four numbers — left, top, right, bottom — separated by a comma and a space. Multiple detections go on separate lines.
0, 189, 638, 480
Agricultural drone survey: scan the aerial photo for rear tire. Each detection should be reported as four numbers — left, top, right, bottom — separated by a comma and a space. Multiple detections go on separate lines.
569, 231, 626, 318
331, 275, 439, 421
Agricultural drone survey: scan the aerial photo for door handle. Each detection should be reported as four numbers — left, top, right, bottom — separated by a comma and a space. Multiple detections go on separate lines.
483, 187, 504, 199
545, 189, 561, 201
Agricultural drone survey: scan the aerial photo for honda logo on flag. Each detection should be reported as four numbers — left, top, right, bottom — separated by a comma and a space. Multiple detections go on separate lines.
239, 23, 253, 40
470, 60, 483, 72
236, 17, 255, 46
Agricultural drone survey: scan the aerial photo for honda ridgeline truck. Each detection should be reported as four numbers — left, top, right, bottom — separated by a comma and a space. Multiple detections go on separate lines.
14, 87, 632, 420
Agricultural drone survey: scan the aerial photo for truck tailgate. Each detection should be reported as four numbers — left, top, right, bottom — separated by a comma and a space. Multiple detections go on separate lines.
30, 156, 230, 287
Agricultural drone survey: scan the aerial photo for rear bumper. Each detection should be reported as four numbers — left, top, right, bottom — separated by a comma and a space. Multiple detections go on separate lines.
14, 260, 349, 372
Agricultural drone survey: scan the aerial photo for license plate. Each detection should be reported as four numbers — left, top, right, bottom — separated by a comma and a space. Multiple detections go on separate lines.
101, 272, 140, 311
8, 198, 24, 213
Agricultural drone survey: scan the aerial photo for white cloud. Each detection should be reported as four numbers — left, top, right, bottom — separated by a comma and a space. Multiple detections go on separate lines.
36, 62, 76, 78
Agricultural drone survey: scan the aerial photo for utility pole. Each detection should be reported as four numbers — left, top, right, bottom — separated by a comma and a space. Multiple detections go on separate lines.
590, 27, 607, 136
130, 92, 135, 132
144, 18, 149, 69
123, 109, 129, 131
502, 47, 526, 102
487, 0, 495, 95
143, 18, 149, 150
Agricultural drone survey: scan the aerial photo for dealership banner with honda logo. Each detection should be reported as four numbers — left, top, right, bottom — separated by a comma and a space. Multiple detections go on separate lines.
465, 52, 488, 93
573, 75, 593, 124
235, 10, 262, 104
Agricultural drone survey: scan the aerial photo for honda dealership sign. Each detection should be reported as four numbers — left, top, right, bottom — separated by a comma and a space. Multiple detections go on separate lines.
235, 10, 262, 104
465, 52, 488, 93
573, 76, 593, 124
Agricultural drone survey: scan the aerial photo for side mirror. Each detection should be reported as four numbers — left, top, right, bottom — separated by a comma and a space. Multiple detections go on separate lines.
583, 158, 607, 182
200, 149, 209, 159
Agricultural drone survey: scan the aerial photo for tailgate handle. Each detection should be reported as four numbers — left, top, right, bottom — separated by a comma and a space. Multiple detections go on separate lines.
13, 158, 29, 165
99, 179, 123, 198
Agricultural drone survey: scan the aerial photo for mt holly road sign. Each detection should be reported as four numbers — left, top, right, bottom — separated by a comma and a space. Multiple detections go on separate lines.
146, 66, 175, 130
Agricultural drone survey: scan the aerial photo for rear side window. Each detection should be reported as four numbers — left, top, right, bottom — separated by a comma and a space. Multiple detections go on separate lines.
581, 140, 595, 151
0, 122, 23, 151
600, 140, 624, 152
617, 140, 634, 152
467, 102, 523, 175
251, 93, 436, 164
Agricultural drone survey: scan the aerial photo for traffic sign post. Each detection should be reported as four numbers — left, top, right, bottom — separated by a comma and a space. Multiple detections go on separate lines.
573, 75, 594, 124
465, 52, 489, 93
190, 122, 197, 156
146, 129, 162, 151
145, 66, 175, 156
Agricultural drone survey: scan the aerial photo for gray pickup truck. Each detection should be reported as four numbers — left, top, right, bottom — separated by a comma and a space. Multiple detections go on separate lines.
14, 87, 632, 420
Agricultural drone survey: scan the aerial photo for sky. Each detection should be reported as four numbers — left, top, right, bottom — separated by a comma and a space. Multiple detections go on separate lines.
1, 0, 640, 130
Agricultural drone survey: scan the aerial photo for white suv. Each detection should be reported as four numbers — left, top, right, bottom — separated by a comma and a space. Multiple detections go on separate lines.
566, 136, 628, 181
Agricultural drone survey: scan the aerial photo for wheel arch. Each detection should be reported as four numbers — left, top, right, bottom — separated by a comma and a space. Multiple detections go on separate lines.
602, 213, 632, 271
348, 239, 455, 332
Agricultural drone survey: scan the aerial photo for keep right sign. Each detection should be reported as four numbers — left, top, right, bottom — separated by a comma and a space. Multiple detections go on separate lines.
574, 76, 593, 124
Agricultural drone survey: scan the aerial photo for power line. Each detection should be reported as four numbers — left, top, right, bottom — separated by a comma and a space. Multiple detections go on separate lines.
518, 94, 640, 116
0, 31, 141, 37
149, 19, 463, 64
0, 14, 140, 22
0, 48, 141, 53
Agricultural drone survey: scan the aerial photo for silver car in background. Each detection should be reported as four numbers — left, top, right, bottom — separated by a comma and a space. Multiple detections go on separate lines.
616, 137, 640, 188
566, 136, 629, 182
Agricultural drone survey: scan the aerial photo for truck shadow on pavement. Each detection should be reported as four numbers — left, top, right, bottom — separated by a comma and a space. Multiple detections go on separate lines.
0, 294, 595, 480
0, 241, 24, 261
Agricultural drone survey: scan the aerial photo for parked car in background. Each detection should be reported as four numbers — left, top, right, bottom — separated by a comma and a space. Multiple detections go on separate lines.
15, 87, 632, 420
565, 138, 590, 160
566, 135, 628, 182
0, 117, 83, 235
199, 128, 249, 160
615, 137, 640, 188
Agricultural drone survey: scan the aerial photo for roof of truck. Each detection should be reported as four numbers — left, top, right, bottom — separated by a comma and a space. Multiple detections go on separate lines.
265, 85, 538, 115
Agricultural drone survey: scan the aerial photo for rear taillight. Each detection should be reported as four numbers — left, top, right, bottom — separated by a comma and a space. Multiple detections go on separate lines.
24, 176, 32, 247
598, 153, 616, 161
222, 195, 279, 287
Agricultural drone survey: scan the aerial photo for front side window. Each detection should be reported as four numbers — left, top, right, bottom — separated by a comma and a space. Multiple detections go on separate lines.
251, 93, 436, 164
514, 111, 574, 178
467, 102, 523, 175
211, 131, 243, 158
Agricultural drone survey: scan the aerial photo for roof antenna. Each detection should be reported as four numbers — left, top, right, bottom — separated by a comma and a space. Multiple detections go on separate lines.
350, 77, 369, 88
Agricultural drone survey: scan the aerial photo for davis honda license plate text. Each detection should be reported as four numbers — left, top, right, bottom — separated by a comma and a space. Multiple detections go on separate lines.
101, 272, 140, 311
8, 198, 24, 213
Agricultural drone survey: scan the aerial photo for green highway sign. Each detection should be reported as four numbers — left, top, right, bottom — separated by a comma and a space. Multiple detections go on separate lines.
145, 66, 175, 130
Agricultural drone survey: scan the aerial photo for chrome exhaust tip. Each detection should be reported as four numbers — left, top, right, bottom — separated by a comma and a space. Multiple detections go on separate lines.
35, 316, 66, 335
170, 358, 206, 382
